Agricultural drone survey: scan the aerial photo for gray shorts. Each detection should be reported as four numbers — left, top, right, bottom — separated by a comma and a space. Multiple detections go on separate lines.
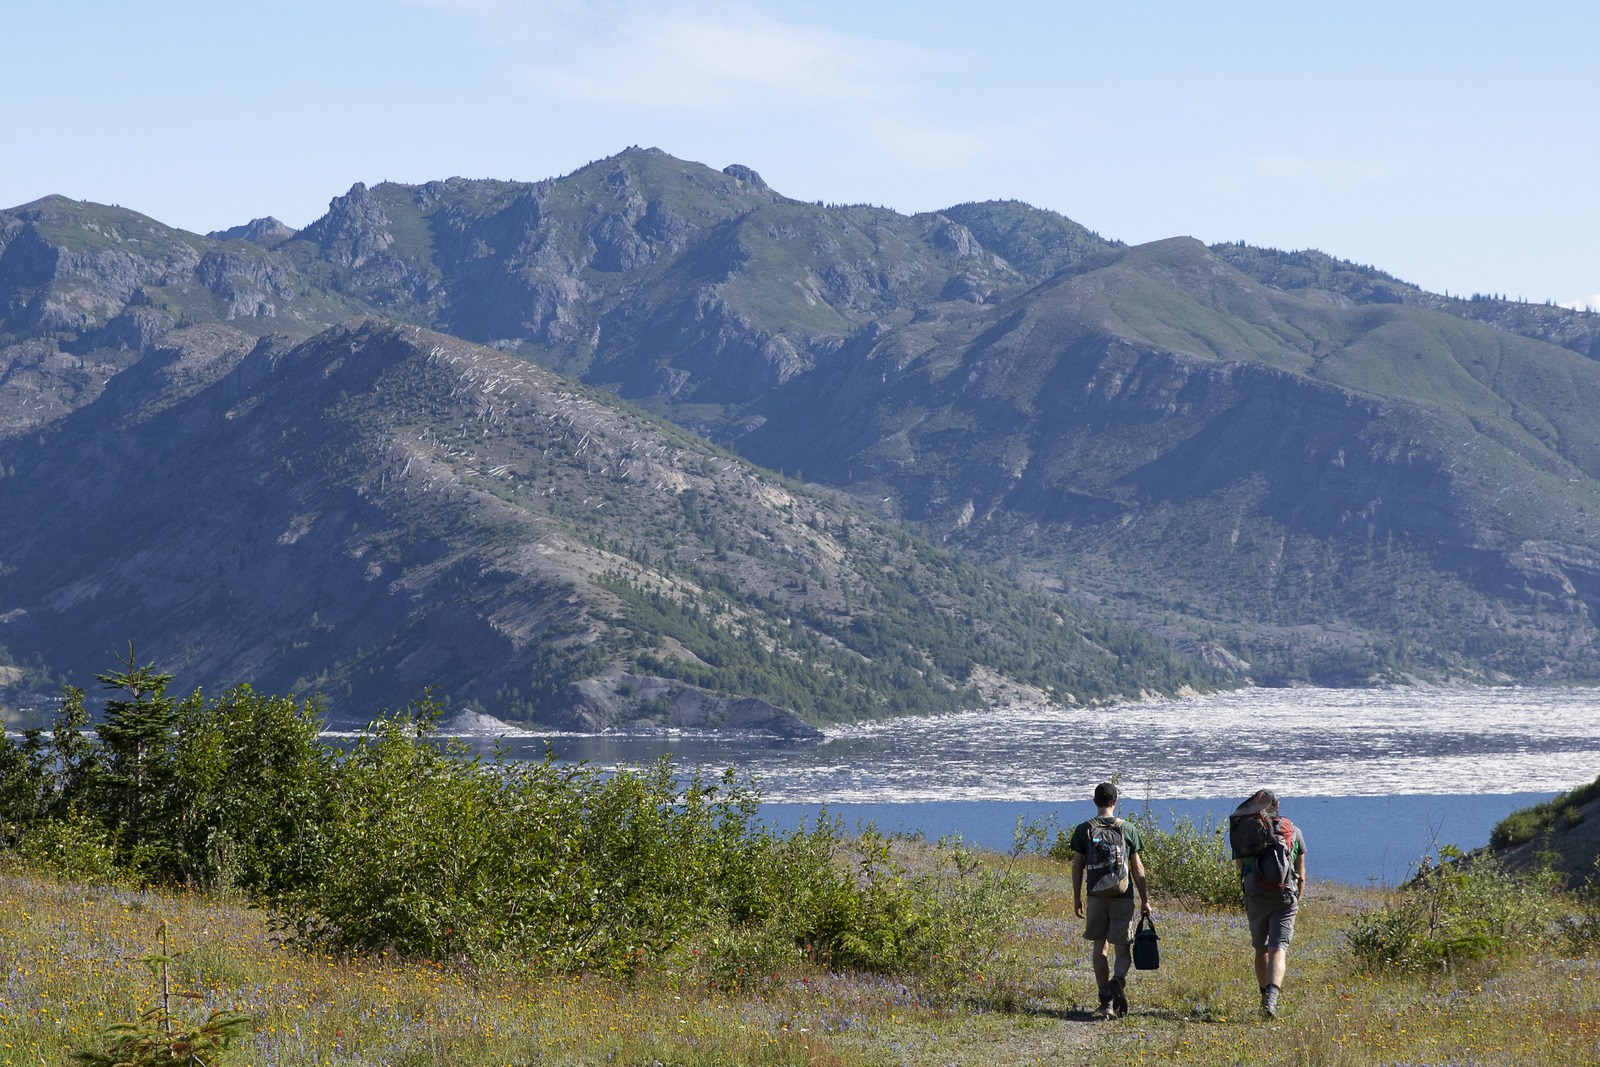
1244, 892, 1298, 949
1083, 894, 1138, 945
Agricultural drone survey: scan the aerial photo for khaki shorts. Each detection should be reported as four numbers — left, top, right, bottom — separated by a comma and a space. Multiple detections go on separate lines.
1244, 893, 1298, 949
1083, 894, 1138, 945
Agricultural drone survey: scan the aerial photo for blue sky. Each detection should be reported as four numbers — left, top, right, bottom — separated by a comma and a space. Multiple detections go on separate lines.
6, 1, 1597, 307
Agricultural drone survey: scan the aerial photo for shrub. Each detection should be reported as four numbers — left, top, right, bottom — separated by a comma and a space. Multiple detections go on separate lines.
3, 657, 1028, 981
1126, 807, 1239, 906
1344, 846, 1565, 970
266, 710, 736, 967
270, 711, 1027, 977
1032, 805, 1239, 906
17, 807, 121, 884
168, 684, 335, 894
1490, 772, 1600, 848
721, 826, 1026, 982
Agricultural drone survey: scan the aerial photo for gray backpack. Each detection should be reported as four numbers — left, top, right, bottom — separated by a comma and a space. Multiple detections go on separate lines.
1085, 818, 1131, 898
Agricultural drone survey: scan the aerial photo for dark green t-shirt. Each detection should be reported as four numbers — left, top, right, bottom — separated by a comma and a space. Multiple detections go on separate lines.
1070, 815, 1144, 900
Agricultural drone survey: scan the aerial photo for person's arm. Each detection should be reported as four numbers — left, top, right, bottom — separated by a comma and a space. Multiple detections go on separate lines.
1071, 852, 1086, 917
1295, 837, 1307, 896
1130, 851, 1151, 916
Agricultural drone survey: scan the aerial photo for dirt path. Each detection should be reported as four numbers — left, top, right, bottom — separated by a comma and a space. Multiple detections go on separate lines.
854, 1004, 1102, 1066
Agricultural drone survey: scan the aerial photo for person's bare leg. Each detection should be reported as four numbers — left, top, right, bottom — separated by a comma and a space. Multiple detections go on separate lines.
1266, 948, 1287, 988
1258, 947, 1287, 1016
1111, 943, 1133, 1016
1091, 939, 1112, 1013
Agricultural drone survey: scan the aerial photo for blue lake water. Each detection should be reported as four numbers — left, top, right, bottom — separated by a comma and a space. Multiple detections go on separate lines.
443, 685, 1599, 885
757, 794, 1557, 888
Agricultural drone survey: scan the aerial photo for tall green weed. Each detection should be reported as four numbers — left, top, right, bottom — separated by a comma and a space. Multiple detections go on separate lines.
1125, 806, 1238, 906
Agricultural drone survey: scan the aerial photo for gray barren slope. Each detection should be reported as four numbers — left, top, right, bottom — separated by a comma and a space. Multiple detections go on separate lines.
0, 320, 1213, 725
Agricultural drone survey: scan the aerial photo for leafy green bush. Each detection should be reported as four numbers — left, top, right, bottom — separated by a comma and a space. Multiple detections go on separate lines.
1025, 804, 1239, 906
1344, 846, 1565, 970
0, 673, 336, 894
1490, 773, 1600, 848
17, 807, 121, 884
272, 713, 1026, 974
1125, 808, 1239, 906
268, 709, 754, 968
1, 656, 1027, 980
168, 684, 334, 893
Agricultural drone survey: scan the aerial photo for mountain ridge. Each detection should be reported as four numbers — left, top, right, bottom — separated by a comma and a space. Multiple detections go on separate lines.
4, 147, 1600, 701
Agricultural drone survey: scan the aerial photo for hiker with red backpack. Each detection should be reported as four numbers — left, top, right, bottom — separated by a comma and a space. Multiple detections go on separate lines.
1229, 789, 1307, 1019
1070, 781, 1151, 1019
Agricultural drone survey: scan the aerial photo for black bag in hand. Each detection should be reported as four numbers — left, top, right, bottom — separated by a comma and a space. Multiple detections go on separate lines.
1133, 916, 1160, 970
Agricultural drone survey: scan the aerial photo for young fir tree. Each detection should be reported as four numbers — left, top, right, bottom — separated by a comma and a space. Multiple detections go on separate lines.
49, 684, 100, 818
95, 644, 177, 861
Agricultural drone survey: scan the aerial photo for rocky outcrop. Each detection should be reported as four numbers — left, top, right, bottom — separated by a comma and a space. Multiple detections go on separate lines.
560, 672, 820, 738
625, 292, 814, 403
208, 217, 297, 249
721, 164, 768, 189
196, 246, 299, 319
299, 182, 395, 270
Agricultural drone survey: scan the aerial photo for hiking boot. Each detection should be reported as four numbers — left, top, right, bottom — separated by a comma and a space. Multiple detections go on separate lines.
1261, 984, 1280, 1019
1111, 976, 1128, 1018
1097, 983, 1115, 1019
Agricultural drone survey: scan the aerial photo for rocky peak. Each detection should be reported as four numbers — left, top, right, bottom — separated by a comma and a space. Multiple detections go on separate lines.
722, 164, 768, 189
299, 182, 396, 269
208, 216, 297, 249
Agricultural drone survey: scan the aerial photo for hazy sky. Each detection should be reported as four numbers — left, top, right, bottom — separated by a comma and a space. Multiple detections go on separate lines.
6, 1, 1597, 307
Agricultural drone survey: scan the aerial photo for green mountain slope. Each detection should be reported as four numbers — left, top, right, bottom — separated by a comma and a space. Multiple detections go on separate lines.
732, 238, 1600, 682
0, 320, 1216, 725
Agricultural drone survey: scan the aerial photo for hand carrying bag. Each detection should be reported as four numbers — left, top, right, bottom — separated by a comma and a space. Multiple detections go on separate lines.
1132, 916, 1160, 970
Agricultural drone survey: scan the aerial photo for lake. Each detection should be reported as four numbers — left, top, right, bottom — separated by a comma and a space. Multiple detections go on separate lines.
455, 685, 1600, 885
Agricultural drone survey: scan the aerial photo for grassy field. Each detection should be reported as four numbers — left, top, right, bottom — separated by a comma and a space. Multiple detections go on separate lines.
2, 853, 1595, 1066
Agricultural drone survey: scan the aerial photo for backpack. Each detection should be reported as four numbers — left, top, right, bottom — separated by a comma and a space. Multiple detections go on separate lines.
1230, 809, 1297, 895
1084, 818, 1131, 898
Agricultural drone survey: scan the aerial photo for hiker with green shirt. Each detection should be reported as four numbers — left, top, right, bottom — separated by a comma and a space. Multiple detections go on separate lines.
1070, 781, 1151, 1019
1229, 788, 1307, 1019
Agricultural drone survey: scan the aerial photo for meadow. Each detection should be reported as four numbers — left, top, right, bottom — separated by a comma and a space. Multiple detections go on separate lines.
4, 846, 1597, 1067
4, 670, 1598, 1065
